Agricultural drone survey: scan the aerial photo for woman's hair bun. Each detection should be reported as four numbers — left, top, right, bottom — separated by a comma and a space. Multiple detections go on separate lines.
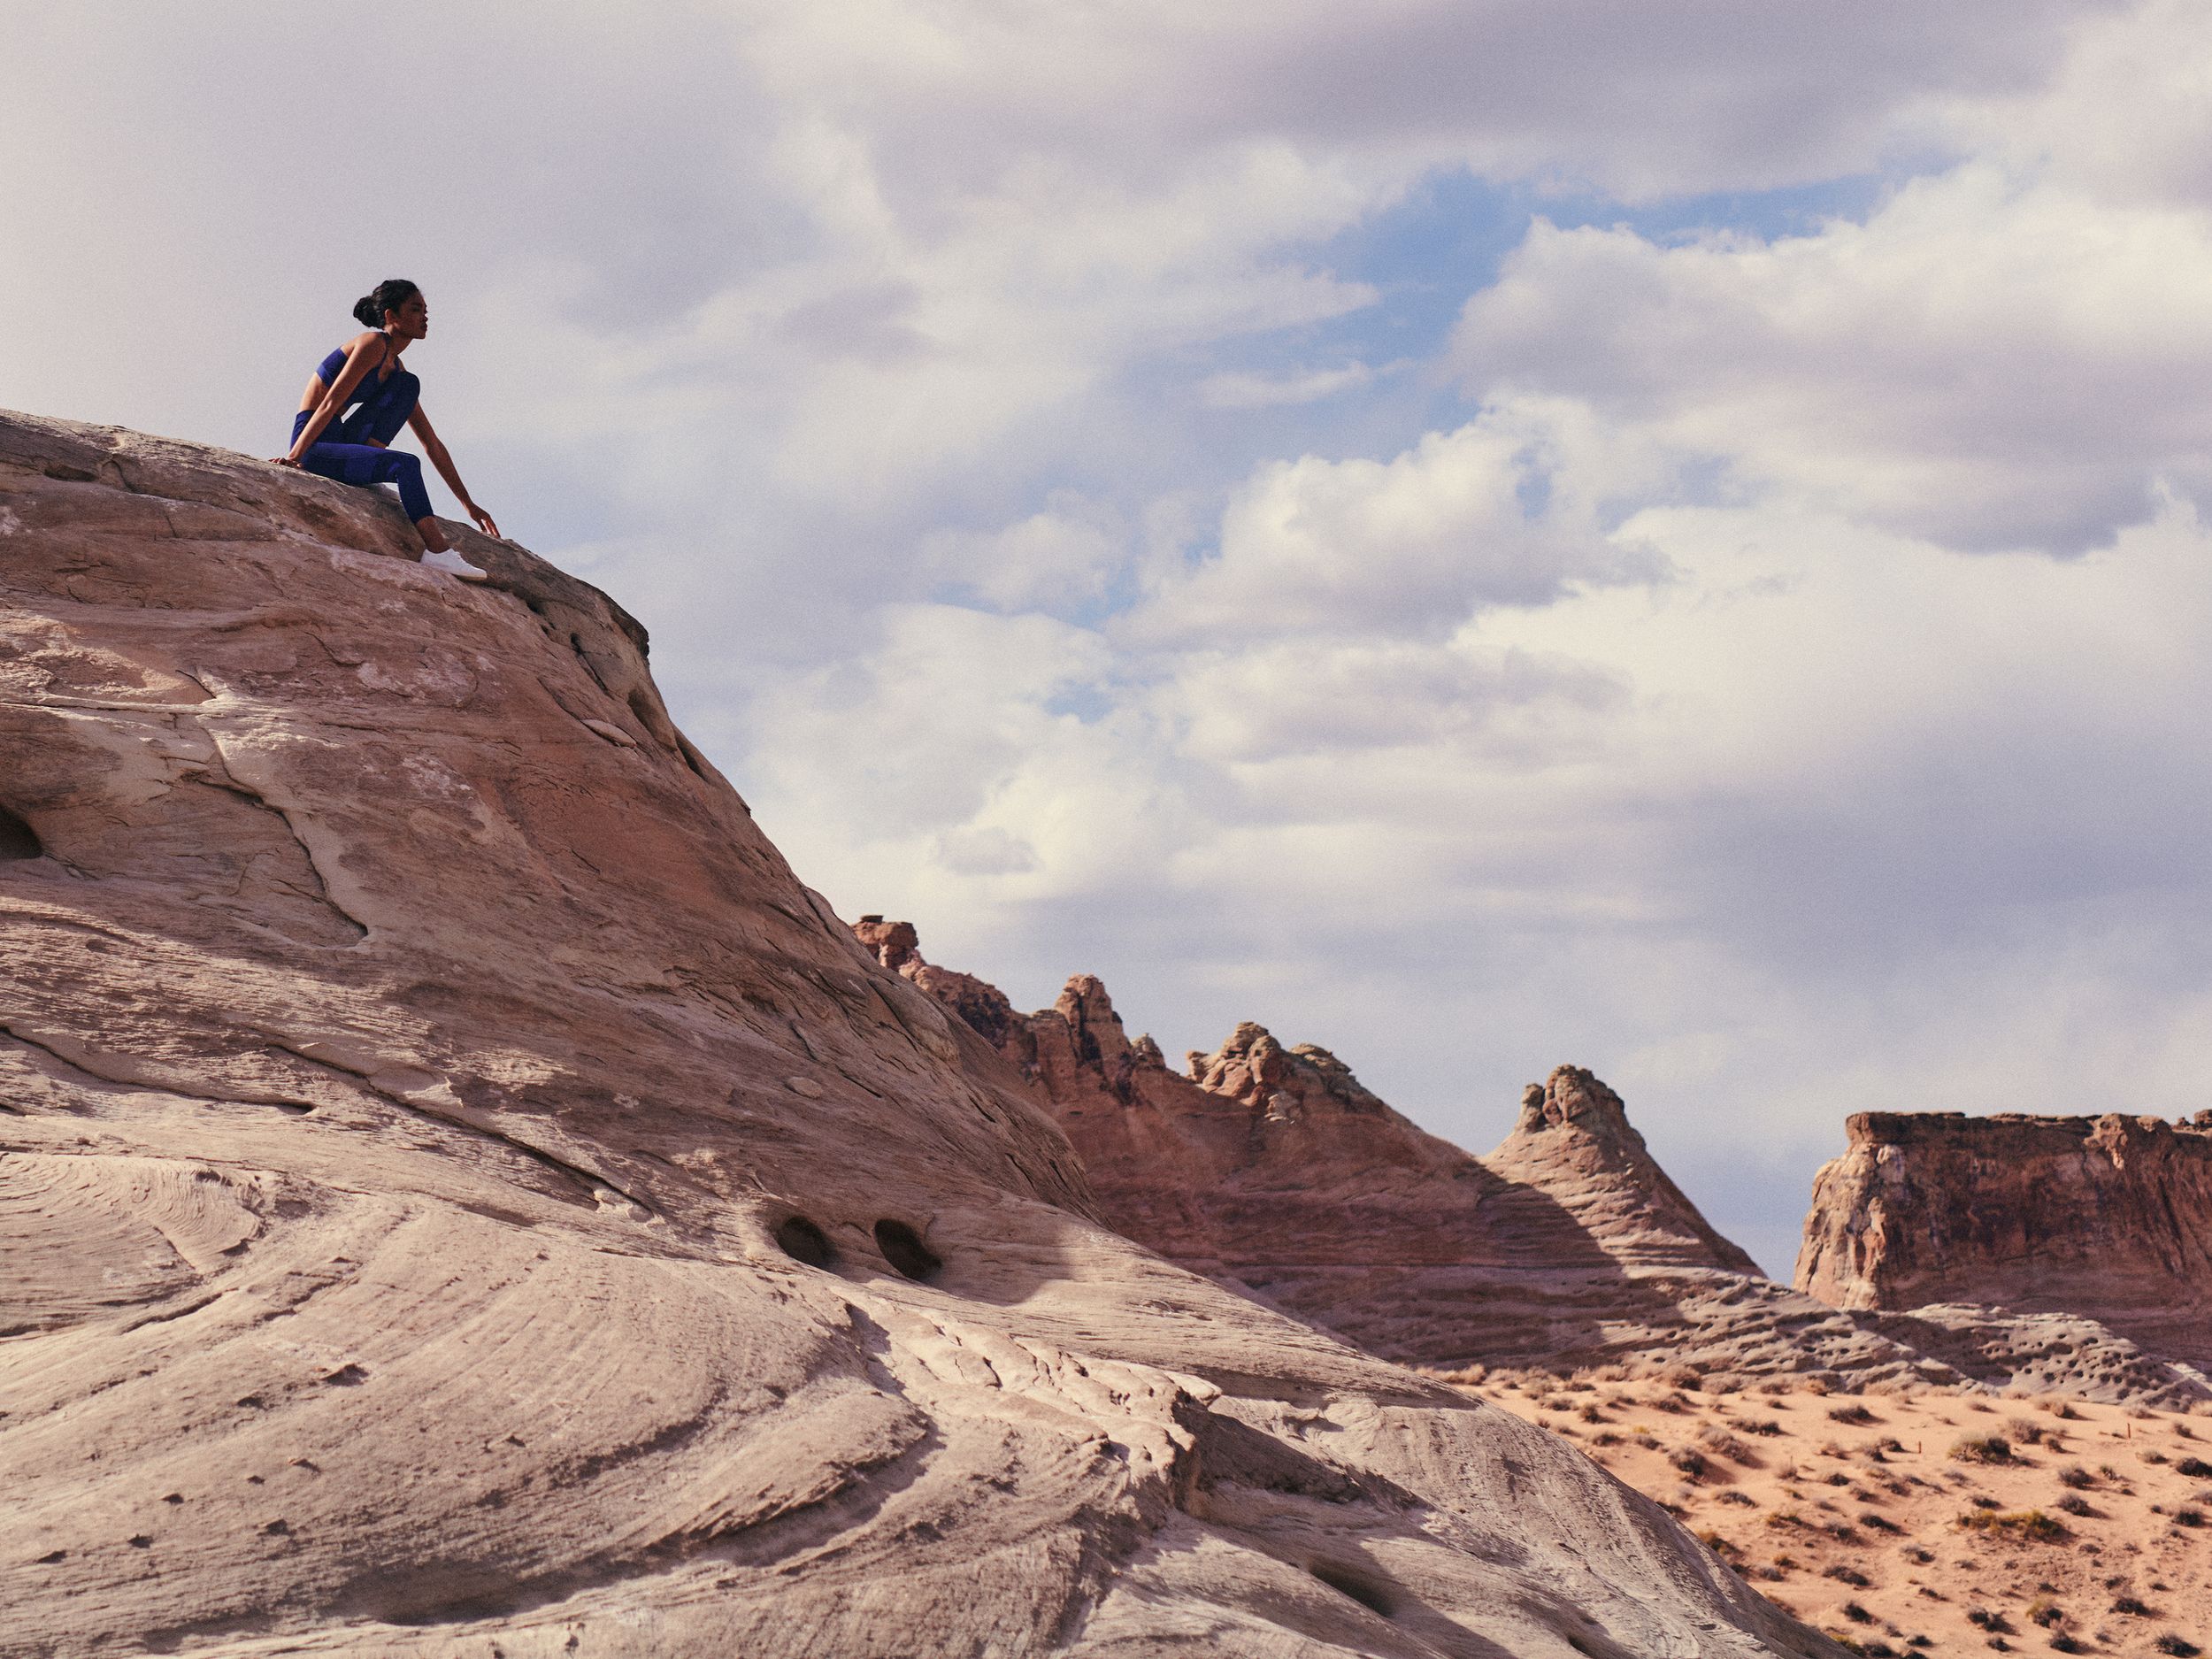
352, 278, 419, 328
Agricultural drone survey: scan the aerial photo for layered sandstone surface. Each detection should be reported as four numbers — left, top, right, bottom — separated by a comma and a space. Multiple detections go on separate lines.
0, 410, 1845, 1658
858, 925, 2210, 1403
1797, 1110, 2212, 1375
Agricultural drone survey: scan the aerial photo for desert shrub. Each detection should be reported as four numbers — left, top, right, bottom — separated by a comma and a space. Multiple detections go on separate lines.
2173, 1506, 2204, 1528
2056, 1463, 2093, 1489
1632, 1432, 1660, 1450
1957, 1509, 2070, 1544
1859, 1511, 1902, 1533
2055, 1494, 2093, 1517
1717, 1488, 1758, 1507
1841, 1601, 1873, 1624
2153, 1637, 2200, 1658
2027, 1600, 2066, 1629
2110, 1596, 2153, 1617
1966, 1397, 1995, 1413
1763, 1509, 1804, 1531
1697, 1425, 1762, 1465
1969, 1609, 2015, 1633
1669, 1447, 1711, 1480
2004, 1416, 2046, 1446
2142, 1448, 2170, 1465
2035, 1398, 2082, 1421
2048, 1635, 2083, 1653
1591, 1430, 1621, 1447
1951, 1434, 2016, 1464
2173, 1455, 2212, 1479
1826, 1402, 1878, 1425
1694, 1528, 1740, 1559
1824, 1563, 1871, 1587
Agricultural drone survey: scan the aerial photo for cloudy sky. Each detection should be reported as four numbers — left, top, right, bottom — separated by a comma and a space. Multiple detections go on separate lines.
8, 0, 2211, 1272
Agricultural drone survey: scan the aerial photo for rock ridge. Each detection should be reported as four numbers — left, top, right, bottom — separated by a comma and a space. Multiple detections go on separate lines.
859, 919, 2212, 1404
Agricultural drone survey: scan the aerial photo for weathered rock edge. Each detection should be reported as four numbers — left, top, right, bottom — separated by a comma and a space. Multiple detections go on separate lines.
0, 411, 1839, 1658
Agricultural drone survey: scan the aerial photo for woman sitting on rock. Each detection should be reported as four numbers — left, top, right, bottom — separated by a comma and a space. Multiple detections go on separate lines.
272, 278, 498, 580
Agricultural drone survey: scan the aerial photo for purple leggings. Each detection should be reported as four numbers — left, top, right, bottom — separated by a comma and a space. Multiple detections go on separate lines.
290, 408, 434, 523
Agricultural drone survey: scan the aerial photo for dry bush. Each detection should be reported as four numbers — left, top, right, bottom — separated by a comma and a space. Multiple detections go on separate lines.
2003, 1415, 2046, 1447
2056, 1464, 2094, 1489
1669, 1447, 1713, 1481
2055, 1494, 2093, 1517
1697, 1425, 1763, 1467
1956, 1509, 2070, 1544
1830, 1402, 1881, 1426
2173, 1455, 2212, 1479
1950, 1434, 2016, 1464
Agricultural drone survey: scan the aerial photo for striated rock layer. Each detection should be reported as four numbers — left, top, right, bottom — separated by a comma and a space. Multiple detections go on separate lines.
857, 924, 2211, 1403
0, 410, 1840, 1658
1797, 1110, 2212, 1377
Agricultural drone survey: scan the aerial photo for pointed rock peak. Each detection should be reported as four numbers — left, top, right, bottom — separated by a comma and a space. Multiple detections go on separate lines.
1190, 1024, 1386, 1116
1486, 1065, 1759, 1274
853, 917, 921, 971
1054, 973, 1130, 1064
1129, 1033, 1166, 1070
1517, 1064, 1634, 1138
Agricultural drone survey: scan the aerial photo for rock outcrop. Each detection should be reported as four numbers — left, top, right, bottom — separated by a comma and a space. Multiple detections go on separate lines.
859, 924, 2212, 1403
1797, 1110, 2212, 1377
0, 411, 1840, 1658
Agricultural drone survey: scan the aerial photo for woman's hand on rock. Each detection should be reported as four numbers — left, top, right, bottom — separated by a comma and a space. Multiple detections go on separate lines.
468, 503, 500, 538
269, 456, 301, 468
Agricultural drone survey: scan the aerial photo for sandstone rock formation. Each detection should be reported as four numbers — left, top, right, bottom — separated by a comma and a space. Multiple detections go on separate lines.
857, 924, 2212, 1403
0, 410, 1840, 1657
1798, 1110, 2212, 1380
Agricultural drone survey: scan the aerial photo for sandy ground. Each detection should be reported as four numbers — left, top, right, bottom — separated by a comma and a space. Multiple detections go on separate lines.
1452, 1373, 2211, 1656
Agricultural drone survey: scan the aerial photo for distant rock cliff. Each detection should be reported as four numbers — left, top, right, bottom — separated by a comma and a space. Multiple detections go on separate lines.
0, 410, 1844, 1659
1797, 1110, 2212, 1373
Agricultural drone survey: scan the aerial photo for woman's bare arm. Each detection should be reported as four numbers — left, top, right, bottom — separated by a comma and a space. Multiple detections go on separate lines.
272, 333, 388, 465
406, 405, 499, 538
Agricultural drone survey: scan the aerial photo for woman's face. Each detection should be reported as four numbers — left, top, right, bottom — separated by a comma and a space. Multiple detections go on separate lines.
386, 291, 430, 341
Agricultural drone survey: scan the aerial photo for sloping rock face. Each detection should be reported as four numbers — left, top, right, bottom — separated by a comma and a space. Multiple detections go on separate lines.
1797, 1110, 2212, 1376
1485, 1068, 1760, 1273
0, 410, 1839, 1658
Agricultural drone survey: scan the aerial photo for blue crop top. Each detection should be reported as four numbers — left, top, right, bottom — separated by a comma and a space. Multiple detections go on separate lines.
308, 342, 419, 448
